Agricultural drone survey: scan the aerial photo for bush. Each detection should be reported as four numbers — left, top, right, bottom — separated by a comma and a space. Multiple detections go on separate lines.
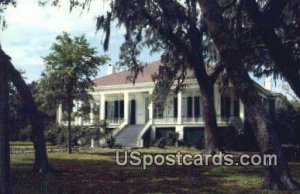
143, 139, 152, 148
216, 119, 259, 152
151, 138, 166, 148
45, 122, 60, 145
44, 122, 108, 146
195, 139, 204, 150
18, 125, 31, 141
176, 140, 185, 147
166, 132, 179, 146
106, 136, 115, 148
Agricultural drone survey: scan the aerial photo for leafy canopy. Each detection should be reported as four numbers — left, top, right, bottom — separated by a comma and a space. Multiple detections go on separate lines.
37, 32, 109, 114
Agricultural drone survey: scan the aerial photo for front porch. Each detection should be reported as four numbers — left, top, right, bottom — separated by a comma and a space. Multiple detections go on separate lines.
57, 86, 245, 128
56, 86, 245, 148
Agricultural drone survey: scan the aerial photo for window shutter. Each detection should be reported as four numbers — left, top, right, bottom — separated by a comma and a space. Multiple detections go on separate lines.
173, 97, 178, 118
120, 100, 124, 118
187, 97, 193, 117
194, 96, 200, 117
105, 101, 108, 119
114, 100, 119, 118
234, 99, 240, 117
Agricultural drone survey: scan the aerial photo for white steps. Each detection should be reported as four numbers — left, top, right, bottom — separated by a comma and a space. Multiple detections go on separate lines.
114, 125, 145, 148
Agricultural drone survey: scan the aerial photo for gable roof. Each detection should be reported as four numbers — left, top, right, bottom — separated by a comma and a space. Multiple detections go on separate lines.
94, 61, 195, 87
94, 61, 161, 86
94, 61, 284, 99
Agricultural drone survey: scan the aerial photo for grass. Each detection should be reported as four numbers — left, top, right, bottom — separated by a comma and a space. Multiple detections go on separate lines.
10, 147, 300, 194
10, 141, 57, 150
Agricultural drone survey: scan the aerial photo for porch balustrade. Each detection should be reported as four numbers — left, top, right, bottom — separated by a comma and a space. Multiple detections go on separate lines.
106, 118, 124, 125
153, 116, 177, 124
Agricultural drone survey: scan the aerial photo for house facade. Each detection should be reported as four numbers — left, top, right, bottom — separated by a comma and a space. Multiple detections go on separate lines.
57, 61, 285, 148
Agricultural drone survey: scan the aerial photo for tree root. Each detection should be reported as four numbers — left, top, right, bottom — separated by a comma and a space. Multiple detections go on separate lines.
265, 175, 300, 190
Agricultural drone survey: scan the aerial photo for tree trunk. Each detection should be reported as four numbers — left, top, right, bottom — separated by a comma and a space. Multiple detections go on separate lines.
67, 100, 72, 154
257, 28, 300, 98
2, 49, 52, 174
191, 59, 221, 154
199, 0, 299, 190
201, 84, 220, 153
140, 7, 221, 153
0, 49, 11, 194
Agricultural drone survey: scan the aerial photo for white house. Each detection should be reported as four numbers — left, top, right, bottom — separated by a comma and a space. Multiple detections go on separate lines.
57, 61, 285, 148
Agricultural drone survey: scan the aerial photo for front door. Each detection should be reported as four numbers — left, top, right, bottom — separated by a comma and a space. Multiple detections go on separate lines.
130, 99, 136, 124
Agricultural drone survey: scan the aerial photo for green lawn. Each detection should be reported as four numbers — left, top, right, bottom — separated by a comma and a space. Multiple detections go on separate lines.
10, 141, 57, 150
10, 147, 300, 194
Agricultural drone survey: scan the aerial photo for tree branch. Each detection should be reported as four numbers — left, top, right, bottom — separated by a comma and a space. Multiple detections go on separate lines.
243, 0, 300, 97
209, 65, 224, 82
140, 9, 193, 61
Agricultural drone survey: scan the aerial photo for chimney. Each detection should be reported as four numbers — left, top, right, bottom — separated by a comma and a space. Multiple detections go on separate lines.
107, 64, 115, 75
264, 74, 272, 91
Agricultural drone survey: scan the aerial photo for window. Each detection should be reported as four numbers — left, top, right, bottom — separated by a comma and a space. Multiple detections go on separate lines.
269, 99, 275, 114
154, 103, 164, 118
105, 100, 124, 119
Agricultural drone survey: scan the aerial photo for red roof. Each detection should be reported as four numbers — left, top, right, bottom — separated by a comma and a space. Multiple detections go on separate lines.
94, 60, 225, 87
94, 61, 193, 86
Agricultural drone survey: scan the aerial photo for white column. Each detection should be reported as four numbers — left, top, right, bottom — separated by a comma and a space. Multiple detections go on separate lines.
177, 91, 182, 124
90, 102, 94, 124
124, 92, 129, 124
150, 127, 156, 140
239, 100, 245, 122
176, 126, 184, 140
91, 139, 95, 148
57, 104, 63, 125
148, 91, 153, 123
100, 94, 105, 121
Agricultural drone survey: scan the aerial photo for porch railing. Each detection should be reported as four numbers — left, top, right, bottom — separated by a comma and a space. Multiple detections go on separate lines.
153, 117, 177, 124
106, 118, 124, 125
182, 117, 204, 123
153, 116, 241, 124
217, 116, 241, 123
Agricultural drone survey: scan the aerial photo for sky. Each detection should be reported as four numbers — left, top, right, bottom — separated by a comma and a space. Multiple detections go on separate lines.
0, 0, 160, 81
0, 0, 296, 99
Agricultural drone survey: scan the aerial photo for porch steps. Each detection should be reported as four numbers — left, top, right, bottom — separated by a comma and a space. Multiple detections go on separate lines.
114, 125, 145, 148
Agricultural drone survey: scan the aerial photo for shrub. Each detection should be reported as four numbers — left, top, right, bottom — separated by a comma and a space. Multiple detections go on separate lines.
18, 125, 31, 141
106, 136, 115, 148
154, 138, 166, 148
166, 132, 179, 146
195, 138, 204, 150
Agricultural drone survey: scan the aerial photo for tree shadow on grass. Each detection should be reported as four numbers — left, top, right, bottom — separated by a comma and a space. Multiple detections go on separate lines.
11, 151, 300, 194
